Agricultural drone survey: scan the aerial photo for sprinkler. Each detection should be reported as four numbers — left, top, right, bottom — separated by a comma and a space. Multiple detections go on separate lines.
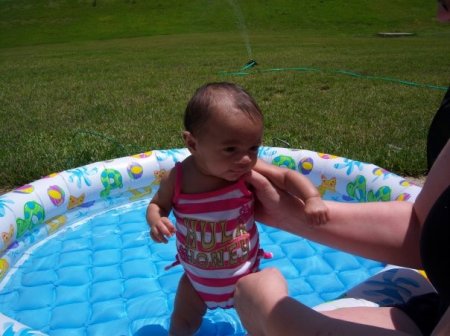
241, 59, 258, 71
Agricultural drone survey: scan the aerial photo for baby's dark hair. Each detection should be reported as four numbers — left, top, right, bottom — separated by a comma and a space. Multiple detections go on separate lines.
184, 82, 263, 135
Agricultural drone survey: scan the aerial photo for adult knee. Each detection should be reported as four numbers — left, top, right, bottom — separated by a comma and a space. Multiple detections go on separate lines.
235, 268, 286, 329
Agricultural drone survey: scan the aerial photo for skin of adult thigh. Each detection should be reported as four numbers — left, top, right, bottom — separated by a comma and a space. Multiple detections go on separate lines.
321, 307, 422, 335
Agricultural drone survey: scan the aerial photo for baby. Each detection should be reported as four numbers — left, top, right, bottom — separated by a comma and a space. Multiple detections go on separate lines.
146, 82, 329, 335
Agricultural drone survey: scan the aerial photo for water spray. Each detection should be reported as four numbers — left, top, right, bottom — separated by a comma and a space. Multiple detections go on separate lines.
227, 0, 253, 59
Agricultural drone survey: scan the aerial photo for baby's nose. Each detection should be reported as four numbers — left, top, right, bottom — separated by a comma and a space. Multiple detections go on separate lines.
237, 154, 252, 165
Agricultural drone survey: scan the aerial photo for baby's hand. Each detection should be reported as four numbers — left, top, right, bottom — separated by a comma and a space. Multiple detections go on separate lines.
304, 196, 329, 226
150, 217, 176, 243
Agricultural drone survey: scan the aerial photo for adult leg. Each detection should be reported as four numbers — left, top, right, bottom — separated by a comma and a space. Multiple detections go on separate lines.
235, 268, 422, 336
322, 307, 421, 335
169, 273, 207, 336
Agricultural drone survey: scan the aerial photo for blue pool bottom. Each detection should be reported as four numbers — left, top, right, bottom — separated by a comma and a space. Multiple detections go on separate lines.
0, 198, 384, 336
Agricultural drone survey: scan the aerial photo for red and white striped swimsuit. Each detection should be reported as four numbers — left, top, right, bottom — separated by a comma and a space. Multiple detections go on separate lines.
172, 163, 262, 309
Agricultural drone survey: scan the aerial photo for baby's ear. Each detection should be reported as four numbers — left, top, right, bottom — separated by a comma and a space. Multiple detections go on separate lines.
182, 131, 197, 153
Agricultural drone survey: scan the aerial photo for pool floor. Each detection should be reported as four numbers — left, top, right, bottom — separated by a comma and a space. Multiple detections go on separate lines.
0, 199, 384, 335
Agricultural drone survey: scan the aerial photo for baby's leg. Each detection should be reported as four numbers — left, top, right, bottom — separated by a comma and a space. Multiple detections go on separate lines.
169, 273, 207, 336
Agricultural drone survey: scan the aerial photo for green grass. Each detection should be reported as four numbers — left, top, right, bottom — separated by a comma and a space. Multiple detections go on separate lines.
0, 0, 449, 189
0, 0, 447, 48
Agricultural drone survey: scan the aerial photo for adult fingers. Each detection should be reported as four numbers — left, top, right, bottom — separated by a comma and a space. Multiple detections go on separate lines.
245, 170, 279, 200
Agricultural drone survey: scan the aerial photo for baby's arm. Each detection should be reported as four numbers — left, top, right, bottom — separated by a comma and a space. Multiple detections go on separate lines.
146, 168, 177, 243
253, 159, 329, 225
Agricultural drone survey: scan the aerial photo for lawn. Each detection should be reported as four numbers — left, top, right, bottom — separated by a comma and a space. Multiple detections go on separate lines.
0, 0, 449, 189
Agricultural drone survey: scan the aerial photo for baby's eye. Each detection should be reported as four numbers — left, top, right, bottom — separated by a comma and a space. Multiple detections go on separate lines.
224, 147, 236, 153
250, 146, 260, 152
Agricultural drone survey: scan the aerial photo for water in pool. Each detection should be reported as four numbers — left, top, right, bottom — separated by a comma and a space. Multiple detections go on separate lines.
0, 197, 384, 336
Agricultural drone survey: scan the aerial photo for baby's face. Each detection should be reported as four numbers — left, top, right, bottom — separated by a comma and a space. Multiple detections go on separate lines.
193, 109, 263, 181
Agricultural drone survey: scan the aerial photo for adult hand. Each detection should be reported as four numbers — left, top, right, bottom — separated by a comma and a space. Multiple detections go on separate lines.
245, 170, 306, 229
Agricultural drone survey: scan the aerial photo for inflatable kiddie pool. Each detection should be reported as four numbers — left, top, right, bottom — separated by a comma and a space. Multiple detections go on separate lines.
0, 147, 432, 336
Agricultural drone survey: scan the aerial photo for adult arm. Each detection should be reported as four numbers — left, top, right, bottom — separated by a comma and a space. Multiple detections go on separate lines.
247, 141, 450, 268
432, 306, 450, 335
